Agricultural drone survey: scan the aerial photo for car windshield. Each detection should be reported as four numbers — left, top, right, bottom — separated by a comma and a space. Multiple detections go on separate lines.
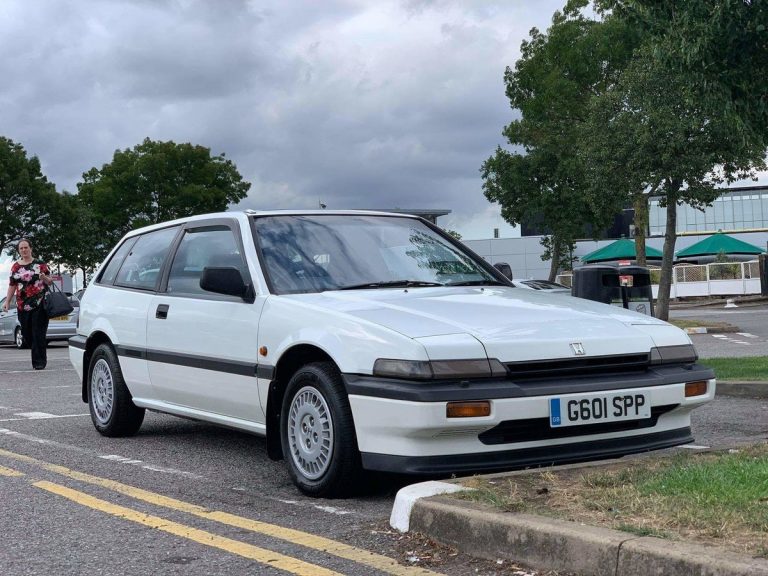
253, 214, 501, 294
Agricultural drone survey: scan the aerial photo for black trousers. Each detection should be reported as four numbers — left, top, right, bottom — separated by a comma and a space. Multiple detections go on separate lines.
18, 306, 49, 369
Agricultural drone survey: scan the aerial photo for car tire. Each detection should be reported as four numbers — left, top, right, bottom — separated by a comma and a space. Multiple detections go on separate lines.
88, 343, 145, 437
14, 327, 26, 349
280, 361, 361, 497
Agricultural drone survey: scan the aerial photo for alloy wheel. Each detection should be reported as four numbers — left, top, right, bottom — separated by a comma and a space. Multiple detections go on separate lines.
287, 386, 334, 480
91, 358, 114, 424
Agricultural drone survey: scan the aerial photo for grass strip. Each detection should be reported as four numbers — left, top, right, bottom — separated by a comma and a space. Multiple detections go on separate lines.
455, 444, 768, 557
669, 319, 736, 330
701, 356, 768, 380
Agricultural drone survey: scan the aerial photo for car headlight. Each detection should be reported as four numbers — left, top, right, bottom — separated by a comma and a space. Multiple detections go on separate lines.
373, 358, 507, 380
650, 344, 698, 365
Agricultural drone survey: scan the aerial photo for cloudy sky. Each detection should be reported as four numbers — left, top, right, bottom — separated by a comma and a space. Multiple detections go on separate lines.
0, 0, 577, 246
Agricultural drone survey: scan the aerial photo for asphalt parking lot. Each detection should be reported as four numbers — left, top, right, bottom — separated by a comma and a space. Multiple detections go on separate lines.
671, 303, 768, 357
1, 341, 766, 576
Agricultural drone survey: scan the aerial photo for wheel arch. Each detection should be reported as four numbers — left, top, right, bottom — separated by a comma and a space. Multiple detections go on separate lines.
81, 331, 114, 402
265, 344, 335, 461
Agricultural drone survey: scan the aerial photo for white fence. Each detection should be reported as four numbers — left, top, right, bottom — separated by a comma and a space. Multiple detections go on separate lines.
556, 260, 762, 298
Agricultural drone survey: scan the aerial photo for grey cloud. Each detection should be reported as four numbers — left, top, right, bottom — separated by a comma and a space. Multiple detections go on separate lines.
0, 0, 563, 237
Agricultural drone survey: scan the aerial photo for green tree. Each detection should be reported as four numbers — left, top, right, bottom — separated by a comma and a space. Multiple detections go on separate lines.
482, 3, 639, 281
37, 193, 105, 286
0, 137, 60, 257
603, 0, 768, 139
583, 1, 768, 319
77, 138, 251, 249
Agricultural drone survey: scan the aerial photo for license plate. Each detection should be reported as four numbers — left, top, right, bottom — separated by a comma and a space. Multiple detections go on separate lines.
549, 391, 651, 427
50, 315, 69, 321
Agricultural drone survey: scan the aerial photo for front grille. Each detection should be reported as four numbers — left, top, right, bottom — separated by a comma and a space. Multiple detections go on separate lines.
478, 404, 678, 445
504, 353, 650, 380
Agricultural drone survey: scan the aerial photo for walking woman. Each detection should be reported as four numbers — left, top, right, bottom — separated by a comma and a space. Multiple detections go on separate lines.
2, 239, 53, 369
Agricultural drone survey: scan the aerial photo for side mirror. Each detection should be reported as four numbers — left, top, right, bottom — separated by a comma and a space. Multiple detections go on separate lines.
493, 262, 513, 280
200, 267, 255, 302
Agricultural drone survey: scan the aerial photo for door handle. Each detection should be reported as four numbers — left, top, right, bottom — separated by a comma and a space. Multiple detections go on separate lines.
156, 304, 169, 319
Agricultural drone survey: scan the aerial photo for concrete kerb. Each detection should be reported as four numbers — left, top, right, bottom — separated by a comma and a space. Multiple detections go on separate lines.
717, 381, 768, 398
389, 480, 468, 532
397, 493, 768, 576
670, 295, 768, 309
684, 326, 740, 334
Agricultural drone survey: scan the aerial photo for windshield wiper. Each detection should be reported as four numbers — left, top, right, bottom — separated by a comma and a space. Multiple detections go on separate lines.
444, 279, 509, 287
337, 280, 445, 290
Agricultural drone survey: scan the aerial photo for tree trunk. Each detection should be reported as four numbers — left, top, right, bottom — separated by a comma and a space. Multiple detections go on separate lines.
655, 182, 680, 321
548, 238, 561, 282
633, 193, 648, 267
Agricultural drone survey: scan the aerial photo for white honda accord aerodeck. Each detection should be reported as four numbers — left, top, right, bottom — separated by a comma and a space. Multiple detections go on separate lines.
69, 210, 715, 496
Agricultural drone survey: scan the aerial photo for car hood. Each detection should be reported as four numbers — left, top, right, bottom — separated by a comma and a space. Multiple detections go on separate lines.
287, 286, 684, 362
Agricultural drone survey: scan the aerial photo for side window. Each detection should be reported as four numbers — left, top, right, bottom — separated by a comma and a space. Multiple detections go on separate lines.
167, 226, 245, 296
114, 227, 179, 291
97, 237, 137, 285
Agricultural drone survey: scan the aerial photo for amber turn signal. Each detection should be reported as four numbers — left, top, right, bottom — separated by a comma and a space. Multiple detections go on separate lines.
685, 380, 708, 397
446, 401, 491, 418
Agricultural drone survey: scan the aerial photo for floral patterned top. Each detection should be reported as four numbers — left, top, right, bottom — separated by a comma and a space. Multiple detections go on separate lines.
9, 260, 50, 311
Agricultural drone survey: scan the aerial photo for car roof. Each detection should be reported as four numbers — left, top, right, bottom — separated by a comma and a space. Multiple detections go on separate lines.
123, 210, 423, 238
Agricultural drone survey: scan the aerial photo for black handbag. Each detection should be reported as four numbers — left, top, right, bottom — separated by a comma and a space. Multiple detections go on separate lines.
44, 283, 74, 318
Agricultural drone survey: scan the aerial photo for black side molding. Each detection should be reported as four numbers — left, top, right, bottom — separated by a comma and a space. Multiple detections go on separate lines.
68, 335, 87, 350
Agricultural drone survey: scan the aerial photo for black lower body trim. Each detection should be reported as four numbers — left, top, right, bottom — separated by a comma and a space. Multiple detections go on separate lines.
68, 335, 87, 350
360, 427, 693, 475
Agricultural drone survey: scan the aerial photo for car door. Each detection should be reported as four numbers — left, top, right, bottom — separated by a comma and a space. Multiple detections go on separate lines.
94, 227, 180, 402
146, 219, 266, 423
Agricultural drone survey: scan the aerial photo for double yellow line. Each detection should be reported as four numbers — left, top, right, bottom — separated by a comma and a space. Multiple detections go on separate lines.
0, 448, 442, 576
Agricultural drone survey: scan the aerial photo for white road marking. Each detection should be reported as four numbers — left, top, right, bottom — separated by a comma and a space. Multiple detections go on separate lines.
0, 369, 77, 374
0, 428, 206, 480
100, 455, 145, 465
679, 444, 710, 450
0, 425, 360, 517
0, 413, 89, 422
313, 505, 353, 516
736, 332, 759, 338
710, 334, 752, 345
279, 499, 355, 516
0, 358, 73, 363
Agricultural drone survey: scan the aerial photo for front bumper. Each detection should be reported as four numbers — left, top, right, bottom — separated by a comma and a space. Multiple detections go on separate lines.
68, 335, 86, 393
361, 427, 693, 474
345, 364, 715, 473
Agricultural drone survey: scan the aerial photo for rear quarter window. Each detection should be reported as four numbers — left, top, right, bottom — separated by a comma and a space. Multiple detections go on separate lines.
96, 237, 137, 285
113, 226, 180, 291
